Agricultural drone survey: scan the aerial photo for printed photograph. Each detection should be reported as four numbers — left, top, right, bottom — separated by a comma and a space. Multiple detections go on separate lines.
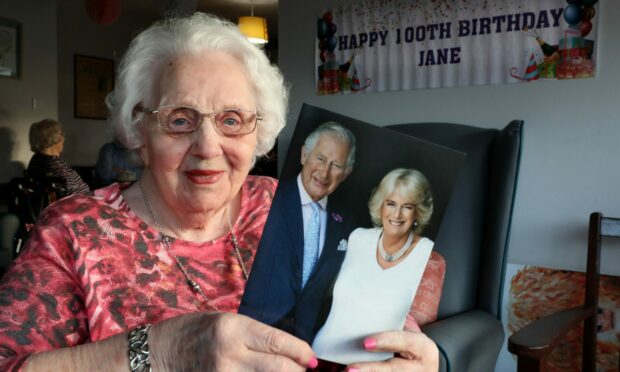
239, 104, 465, 367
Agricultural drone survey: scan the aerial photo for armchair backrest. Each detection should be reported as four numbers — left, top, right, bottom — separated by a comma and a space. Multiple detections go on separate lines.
386, 121, 523, 320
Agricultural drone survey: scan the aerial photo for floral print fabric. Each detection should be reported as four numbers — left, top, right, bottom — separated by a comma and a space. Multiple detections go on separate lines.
0, 176, 276, 371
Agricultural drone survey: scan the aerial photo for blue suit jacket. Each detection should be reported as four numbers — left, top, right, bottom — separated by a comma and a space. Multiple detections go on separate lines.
239, 178, 355, 344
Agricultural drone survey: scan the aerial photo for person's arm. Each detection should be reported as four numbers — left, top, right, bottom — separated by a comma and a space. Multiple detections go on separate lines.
0, 206, 91, 370
404, 250, 446, 330
25, 313, 317, 372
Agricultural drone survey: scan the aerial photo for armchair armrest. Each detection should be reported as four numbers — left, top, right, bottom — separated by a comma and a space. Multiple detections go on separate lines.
422, 310, 504, 372
507, 305, 593, 358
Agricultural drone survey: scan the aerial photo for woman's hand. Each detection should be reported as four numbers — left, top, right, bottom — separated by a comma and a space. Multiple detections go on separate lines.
347, 330, 439, 372
150, 311, 318, 371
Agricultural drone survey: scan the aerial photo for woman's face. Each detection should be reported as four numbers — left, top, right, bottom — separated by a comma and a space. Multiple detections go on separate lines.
381, 187, 417, 238
140, 50, 258, 214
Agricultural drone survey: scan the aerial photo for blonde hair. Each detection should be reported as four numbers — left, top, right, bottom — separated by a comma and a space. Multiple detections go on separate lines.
29, 119, 63, 152
368, 168, 433, 235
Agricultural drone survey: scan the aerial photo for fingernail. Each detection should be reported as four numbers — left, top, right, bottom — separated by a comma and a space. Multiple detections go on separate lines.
346, 368, 360, 372
363, 337, 376, 350
307, 357, 318, 369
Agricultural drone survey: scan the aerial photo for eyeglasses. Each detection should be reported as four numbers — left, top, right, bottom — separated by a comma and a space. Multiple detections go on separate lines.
144, 105, 262, 136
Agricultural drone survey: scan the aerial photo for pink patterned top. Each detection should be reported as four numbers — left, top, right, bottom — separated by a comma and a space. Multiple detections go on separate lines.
0, 176, 277, 371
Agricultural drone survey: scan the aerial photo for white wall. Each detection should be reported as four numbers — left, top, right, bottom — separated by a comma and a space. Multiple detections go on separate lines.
0, 0, 160, 183
56, 0, 160, 166
0, 0, 58, 182
278, 0, 620, 275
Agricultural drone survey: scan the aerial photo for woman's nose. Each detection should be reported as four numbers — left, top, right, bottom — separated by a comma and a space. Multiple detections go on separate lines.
394, 207, 403, 218
191, 118, 224, 159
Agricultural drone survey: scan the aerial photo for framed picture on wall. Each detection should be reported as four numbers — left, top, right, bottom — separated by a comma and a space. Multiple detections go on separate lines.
74, 54, 114, 120
0, 17, 21, 78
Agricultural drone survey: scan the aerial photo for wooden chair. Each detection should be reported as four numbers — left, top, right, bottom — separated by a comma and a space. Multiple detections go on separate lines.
508, 212, 620, 372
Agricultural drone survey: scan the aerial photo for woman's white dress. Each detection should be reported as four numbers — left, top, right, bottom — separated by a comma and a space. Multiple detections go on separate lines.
312, 227, 434, 364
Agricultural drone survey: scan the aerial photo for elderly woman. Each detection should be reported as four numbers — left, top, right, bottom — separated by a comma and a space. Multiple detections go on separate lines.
312, 168, 444, 367
0, 14, 437, 372
27, 118, 90, 198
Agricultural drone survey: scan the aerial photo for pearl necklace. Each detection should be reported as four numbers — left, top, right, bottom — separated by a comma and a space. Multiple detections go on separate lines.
378, 230, 414, 263
138, 181, 248, 311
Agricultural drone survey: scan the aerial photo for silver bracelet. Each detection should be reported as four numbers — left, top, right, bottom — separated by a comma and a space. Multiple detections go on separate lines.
128, 324, 152, 372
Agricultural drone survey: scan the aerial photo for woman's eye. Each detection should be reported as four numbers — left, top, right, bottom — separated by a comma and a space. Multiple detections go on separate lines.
222, 117, 241, 126
166, 108, 197, 131
171, 117, 190, 126
219, 112, 243, 127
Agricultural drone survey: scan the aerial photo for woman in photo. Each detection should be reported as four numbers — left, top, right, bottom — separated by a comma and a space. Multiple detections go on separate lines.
313, 168, 439, 366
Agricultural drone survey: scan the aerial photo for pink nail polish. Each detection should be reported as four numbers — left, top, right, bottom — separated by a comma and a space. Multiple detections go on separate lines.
307, 357, 318, 369
346, 368, 360, 372
363, 337, 377, 350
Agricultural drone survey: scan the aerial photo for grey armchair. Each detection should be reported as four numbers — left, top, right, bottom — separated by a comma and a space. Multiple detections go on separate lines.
387, 121, 523, 372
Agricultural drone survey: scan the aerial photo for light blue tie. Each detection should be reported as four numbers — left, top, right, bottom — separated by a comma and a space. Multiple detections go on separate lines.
302, 202, 321, 288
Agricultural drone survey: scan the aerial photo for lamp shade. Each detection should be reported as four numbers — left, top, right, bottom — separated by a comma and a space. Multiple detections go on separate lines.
238, 16, 268, 44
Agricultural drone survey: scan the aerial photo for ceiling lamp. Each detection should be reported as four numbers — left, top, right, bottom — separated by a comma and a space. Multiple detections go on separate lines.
238, 1, 268, 45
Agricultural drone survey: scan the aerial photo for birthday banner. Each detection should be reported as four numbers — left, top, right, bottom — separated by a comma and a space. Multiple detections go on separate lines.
315, 0, 599, 95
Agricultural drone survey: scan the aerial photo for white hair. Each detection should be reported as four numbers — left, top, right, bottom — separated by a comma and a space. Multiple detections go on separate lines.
303, 121, 357, 169
106, 12, 288, 160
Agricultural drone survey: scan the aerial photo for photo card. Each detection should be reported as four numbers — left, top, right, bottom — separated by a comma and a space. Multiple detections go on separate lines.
240, 103, 465, 366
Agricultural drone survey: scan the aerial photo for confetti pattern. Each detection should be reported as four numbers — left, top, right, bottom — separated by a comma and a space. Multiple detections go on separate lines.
316, 0, 598, 94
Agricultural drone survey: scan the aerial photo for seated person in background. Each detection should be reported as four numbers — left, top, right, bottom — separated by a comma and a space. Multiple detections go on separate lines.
312, 168, 445, 367
27, 118, 90, 199
94, 137, 143, 186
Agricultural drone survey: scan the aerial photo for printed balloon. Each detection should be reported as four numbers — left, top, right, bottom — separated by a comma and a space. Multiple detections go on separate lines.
563, 4, 582, 25
582, 6, 596, 20
317, 19, 328, 39
318, 38, 327, 51
326, 35, 337, 52
323, 11, 333, 24
580, 19, 592, 37
327, 22, 337, 36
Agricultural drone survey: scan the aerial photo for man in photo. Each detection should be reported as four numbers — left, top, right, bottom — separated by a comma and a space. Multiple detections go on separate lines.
239, 122, 357, 344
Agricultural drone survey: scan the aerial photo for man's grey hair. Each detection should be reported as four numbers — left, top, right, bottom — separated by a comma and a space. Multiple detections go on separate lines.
303, 121, 356, 169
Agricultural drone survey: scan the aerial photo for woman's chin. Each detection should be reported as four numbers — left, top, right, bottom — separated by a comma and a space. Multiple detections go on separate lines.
382, 226, 409, 239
